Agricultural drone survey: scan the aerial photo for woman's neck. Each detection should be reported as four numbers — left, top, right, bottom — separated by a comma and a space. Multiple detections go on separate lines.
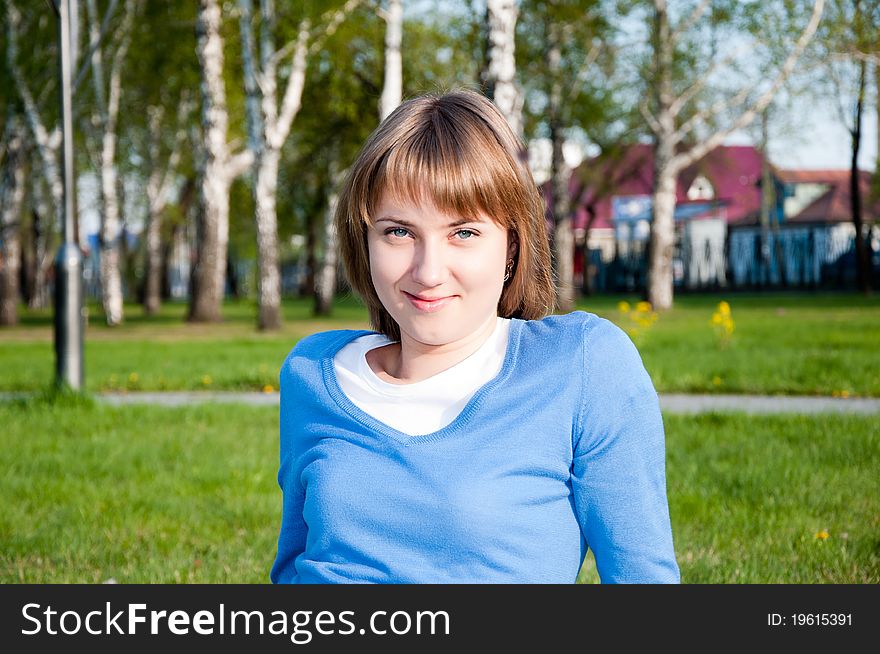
367, 314, 499, 385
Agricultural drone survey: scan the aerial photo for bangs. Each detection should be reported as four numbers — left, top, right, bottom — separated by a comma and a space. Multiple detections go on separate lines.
363, 102, 527, 227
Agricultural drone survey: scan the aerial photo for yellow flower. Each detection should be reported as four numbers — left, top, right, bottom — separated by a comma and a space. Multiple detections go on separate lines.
635, 301, 652, 313
711, 313, 723, 325
815, 530, 829, 540
840, 390, 850, 398
202, 375, 213, 386
712, 376, 722, 386
128, 372, 139, 383
718, 301, 731, 315
262, 384, 275, 393
617, 301, 631, 313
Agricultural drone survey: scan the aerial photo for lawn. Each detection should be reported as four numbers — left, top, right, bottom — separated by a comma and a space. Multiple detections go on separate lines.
1, 396, 877, 583
1, 291, 878, 396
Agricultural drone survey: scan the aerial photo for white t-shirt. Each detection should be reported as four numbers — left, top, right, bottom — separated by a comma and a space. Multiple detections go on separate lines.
333, 317, 511, 436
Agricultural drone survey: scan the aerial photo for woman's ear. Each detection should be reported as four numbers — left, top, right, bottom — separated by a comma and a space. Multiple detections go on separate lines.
507, 231, 519, 260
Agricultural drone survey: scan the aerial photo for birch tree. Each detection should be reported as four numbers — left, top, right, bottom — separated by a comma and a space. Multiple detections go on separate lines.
519, 0, 613, 311
189, 0, 254, 323
143, 100, 190, 315
379, 0, 403, 121
0, 112, 27, 326
84, 0, 138, 326
237, 0, 362, 329
642, 0, 825, 309
5, 1, 64, 309
485, 0, 523, 137
820, 0, 879, 294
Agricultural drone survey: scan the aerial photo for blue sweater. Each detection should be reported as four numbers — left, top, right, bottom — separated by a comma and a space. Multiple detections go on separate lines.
270, 311, 680, 583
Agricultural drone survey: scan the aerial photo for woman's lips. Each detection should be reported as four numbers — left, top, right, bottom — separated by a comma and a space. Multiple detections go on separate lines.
403, 292, 456, 313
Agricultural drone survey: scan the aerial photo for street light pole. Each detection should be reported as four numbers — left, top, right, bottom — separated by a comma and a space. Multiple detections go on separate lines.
53, 0, 85, 391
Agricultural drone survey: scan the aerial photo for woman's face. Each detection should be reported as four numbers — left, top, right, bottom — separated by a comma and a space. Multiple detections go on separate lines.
367, 191, 514, 347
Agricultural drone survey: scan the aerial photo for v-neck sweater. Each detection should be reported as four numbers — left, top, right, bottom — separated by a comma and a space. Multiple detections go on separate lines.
270, 310, 680, 584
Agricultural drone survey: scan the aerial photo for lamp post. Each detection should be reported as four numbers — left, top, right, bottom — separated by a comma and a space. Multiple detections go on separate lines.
50, 0, 85, 390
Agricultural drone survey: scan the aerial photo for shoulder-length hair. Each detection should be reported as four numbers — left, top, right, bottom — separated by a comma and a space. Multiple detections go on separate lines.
335, 88, 555, 341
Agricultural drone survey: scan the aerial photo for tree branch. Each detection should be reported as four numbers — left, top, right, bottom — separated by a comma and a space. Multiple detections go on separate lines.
640, 98, 662, 136
670, 0, 710, 45
669, 43, 751, 119
73, 0, 119, 94
673, 0, 826, 171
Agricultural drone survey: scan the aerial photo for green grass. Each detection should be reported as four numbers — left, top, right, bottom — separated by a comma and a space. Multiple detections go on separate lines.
576, 411, 880, 583
1, 397, 877, 583
1, 291, 879, 395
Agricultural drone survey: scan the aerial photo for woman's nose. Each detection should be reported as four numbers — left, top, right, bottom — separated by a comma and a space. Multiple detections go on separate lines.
410, 239, 448, 287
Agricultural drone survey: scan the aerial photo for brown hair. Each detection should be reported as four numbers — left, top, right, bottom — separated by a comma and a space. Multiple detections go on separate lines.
336, 88, 555, 341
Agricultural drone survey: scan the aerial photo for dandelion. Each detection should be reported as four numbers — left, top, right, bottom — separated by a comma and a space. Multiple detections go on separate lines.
263, 384, 275, 393
712, 376, 722, 386
620, 300, 658, 348
710, 301, 735, 349
815, 529, 829, 540
128, 372, 138, 383
202, 375, 213, 386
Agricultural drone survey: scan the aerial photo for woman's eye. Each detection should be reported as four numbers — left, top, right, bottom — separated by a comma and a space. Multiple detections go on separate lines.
454, 229, 476, 240
386, 227, 410, 238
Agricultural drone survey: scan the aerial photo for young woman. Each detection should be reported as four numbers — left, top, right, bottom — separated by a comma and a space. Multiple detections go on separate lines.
270, 89, 679, 584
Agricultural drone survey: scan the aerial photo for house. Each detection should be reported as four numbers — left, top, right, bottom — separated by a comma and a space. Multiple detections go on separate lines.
567, 143, 879, 292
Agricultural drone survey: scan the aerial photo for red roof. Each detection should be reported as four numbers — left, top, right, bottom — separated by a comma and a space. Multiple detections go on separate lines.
570, 144, 766, 230
777, 169, 849, 184
787, 170, 880, 223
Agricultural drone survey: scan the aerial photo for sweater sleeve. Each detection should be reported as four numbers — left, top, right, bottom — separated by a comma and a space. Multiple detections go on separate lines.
269, 349, 309, 584
570, 316, 680, 583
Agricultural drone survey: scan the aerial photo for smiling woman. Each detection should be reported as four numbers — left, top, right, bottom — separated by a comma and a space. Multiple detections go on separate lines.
270, 89, 680, 584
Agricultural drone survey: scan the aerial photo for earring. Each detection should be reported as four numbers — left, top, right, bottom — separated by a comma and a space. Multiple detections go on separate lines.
503, 258, 514, 282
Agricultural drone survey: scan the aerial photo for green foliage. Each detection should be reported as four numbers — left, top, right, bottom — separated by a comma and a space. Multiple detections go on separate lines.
518, 0, 625, 143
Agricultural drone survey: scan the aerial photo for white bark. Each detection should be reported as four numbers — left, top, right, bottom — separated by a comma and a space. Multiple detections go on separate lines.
5, 1, 63, 237
646, 0, 825, 310
237, 0, 362, 328
379, 0, 403, 121
486, 0, 522, 138
315, 180, 341, 316
144, 99, 189, 315
86, 0, 137, 326
191, 0, 254, 322
546, 21, 573, 311
0, 113, 26, 325
28, 177, 52, 310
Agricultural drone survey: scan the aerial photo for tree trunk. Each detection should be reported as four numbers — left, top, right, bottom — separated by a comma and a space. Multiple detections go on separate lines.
485, 0, 522, 137
380, 0, 403, 121
190, 0, 238, 323
546, 20, 573, 312
314, 188, 339, 316
190, 169, 230, 322
647, 0, 676, 310
649, 168, 677, 311
255, 149, 282, 329
98, 127, 125, 325
144, 202, 163, 314
29, 189, 51, 311
0, 115, 26, 326
851, 58, 871, 294
550, 128, 574, 311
